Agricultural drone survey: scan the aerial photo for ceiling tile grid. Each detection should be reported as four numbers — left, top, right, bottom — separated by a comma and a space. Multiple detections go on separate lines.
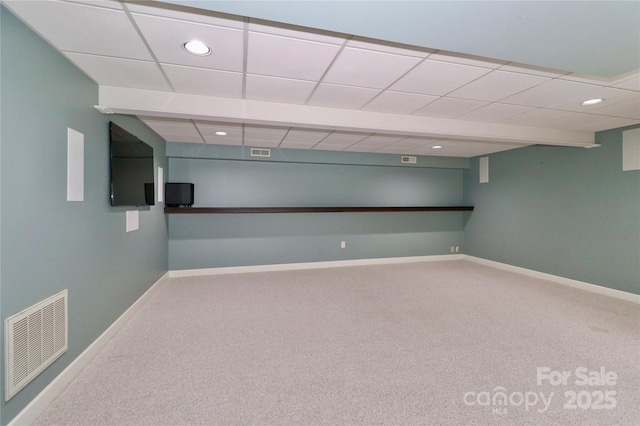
322, 47, 423, 89
245, 74, 316, 104
4, 0, 640, 157
131, 13, 245, 72
307, 83, 382, 109
246, 32, 344, 81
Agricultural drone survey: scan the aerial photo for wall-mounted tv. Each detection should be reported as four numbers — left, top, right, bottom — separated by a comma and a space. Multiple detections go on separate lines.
109, 122, 155, 206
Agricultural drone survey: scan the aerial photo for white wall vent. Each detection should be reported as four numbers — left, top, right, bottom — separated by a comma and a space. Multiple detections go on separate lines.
4, 290, 68, 401
251, 148, 271, 157
401, 156, 417, 164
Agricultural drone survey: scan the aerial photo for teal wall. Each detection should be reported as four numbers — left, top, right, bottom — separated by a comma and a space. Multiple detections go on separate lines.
463, 127, 640, 295
0, 7, 168, 424
167, 144, 468, 270
1, 2, 638, 424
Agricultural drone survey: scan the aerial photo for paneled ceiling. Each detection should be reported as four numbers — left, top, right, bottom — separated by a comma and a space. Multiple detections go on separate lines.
4, 0, 640, 157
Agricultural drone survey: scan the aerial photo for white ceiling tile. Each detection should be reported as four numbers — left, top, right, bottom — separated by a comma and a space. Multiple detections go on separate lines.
5, 0, 152, 60
139, 117, 204, 143
362, 91, 439, 114
448, 71, 550, 102
245, 75, 316, 104
376, 139, 429, 153
64, 53, 172, 90
343, 145, 382, 152
282, 129, 331, 144
403, 143, 466, 155
611, 74, 640, 91
323, 47, 422, 89
243, 125, 288, 147
390, 59, 492, 96
164, 135, 206, 143
318, 132, 370, 146
195, 121, 243, 145
356, 134, 406, 147
244, 139, 282, 148
412, 98, 489, 118
405, 145, 462, 156
63, 0, 122, 10
538, 112, 606, 129
162, 64, 243, 97
499, 108, 573, 126
248, 21, 346, 45
405, 136, 447, 145
194, 121, 243, 136
589, 98, 640, 119
204, 138, 243, 146
455, 142, 530, 156
140, 117, 199, 137
406, 140, 528, 157
374, 146, 412, 154
573, 117, 640, 132
132, 14, 244, 71
458, 103, 535, 122
428, 51, 506, 69
307, 83, 381, 109
501, 79, 601, 107
125, 2, 244, 28
546, 87, 639, 112
247, 32, 342, 80
403, 146, 446, 155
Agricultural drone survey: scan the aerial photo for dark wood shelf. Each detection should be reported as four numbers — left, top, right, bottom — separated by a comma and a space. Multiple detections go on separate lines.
164, 206, 474, 214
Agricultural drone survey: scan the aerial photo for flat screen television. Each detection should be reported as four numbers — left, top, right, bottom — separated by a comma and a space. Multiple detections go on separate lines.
109, 122, 155, 206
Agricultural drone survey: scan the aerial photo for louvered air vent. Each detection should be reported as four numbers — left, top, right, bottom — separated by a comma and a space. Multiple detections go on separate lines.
251, 148, 271, 157
401, 156, 417, 164
4, 290, 68, 401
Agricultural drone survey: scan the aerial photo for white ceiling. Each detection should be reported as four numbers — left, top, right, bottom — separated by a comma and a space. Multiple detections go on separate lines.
4, 0, 640, 157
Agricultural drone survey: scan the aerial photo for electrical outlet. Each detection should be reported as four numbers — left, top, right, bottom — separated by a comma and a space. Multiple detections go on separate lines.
341, 241, 346, 249
450, 246, 455, 253
455, 246, 459, 253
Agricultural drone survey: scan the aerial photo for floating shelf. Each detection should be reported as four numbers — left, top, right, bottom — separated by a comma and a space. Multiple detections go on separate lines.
164, 206, 474, 214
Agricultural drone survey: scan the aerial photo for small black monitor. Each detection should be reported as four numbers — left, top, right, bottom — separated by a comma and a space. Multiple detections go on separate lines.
165, 183, 194, 207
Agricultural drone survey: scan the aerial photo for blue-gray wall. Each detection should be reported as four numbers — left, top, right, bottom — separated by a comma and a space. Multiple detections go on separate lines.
463, 127, 640, 295
0, 7, 168, 424
2, 2, 639, 424
167, 144, 469, 270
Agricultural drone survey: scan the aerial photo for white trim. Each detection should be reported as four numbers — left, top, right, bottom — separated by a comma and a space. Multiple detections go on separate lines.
169, 254, 463, 278
8, 273, 170, 426
463, 255, 640, 304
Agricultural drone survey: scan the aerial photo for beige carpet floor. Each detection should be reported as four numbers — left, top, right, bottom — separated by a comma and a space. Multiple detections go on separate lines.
34, 260, 639, 425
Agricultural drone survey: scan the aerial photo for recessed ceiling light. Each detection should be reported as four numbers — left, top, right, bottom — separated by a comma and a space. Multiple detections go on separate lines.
214, 131, 228, 136
183, 40, 211, 56
580, 98, 605, 106
432, 145, 443, 149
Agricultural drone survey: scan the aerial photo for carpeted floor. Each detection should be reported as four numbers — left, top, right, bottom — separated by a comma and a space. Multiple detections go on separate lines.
34, 260, 639, 425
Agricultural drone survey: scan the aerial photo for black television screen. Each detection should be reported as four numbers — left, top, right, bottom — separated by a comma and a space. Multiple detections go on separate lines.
109, 122, 155, 206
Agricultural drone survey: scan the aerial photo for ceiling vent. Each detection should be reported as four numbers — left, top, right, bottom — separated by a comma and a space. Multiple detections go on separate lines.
5, 290, 68, 400
250, 148, 271, 158
401, 156, 417, 164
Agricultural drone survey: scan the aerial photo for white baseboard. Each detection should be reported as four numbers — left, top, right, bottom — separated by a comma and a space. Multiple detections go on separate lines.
9, 272, 170, 426
463, 255, 640, 304
169, 254, 463, 278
